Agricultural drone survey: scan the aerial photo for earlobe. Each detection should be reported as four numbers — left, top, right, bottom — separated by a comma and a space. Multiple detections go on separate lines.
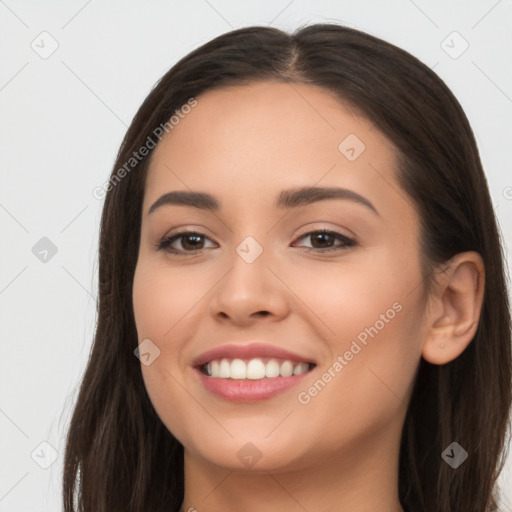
421, 251, 485, 365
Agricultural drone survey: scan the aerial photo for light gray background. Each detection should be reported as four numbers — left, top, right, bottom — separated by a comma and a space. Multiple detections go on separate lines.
1, 0, 511, 510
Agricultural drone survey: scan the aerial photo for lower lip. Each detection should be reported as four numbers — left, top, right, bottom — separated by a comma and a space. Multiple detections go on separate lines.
194, 367, 312, 402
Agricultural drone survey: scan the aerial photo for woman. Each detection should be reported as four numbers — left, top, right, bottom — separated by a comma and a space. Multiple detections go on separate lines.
63, 23, 511, 512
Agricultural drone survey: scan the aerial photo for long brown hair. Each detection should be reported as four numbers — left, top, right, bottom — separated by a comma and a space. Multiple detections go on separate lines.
62, 23, 512, 512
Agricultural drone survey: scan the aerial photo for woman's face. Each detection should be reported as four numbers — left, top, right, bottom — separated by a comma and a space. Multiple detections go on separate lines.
132, 81, 428, 472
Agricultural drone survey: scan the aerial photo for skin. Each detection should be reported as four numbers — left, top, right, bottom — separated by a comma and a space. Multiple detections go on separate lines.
132, 81, 485, 512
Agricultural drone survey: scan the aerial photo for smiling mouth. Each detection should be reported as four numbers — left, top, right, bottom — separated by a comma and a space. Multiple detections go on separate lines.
199, 357, 316, 379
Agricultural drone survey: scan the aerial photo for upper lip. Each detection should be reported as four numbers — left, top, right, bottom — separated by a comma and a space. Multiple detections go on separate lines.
192, 342, 317, 368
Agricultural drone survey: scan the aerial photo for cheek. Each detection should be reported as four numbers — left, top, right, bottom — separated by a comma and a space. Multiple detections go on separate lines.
293, 303, 422, 457
132, 259, 212, 445
290, 250, 423, 430
132, 258, 202, 346
283, 249, 400, 346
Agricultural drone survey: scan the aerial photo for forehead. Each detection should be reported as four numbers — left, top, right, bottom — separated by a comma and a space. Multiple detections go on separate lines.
144, 81, 400, 214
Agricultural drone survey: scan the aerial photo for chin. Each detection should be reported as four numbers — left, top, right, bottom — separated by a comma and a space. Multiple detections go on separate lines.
183, 433, 313, 473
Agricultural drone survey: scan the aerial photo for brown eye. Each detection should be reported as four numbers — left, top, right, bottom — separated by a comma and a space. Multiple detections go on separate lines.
157, 231, 216, 255
180, 233, 205, 250
293, 230, 356, 253
310, 232, 336, 249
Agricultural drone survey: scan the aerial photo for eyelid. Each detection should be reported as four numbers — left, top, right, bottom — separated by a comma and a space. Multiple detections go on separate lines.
293, 222, 356, 240
160, 225, 217, 243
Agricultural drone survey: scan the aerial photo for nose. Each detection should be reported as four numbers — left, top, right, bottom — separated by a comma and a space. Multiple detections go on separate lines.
209, 246, 290, 326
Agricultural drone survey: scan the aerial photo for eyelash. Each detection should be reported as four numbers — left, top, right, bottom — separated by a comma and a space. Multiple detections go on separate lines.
155, 229, 356, 256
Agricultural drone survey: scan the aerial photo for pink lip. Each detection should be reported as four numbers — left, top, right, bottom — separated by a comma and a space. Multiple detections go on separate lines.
191, 342, 316, 402
192, 342, 316, 367
194, 368, 312, 402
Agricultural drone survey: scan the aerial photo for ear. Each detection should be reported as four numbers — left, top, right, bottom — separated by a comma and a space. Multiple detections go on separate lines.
421, 251, 485, 365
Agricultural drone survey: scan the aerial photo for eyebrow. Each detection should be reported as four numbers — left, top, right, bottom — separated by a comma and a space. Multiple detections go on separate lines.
147, 186, 379, 216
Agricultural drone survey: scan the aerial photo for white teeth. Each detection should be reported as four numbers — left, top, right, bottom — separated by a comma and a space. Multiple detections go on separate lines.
280, 360, 294, 377
293, 362, 310, 375
265, 359, 280, 378
205, 357, 312, 379
230, 359, 246, 379
247, 359, 266, 379
219, 359, 231, 378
